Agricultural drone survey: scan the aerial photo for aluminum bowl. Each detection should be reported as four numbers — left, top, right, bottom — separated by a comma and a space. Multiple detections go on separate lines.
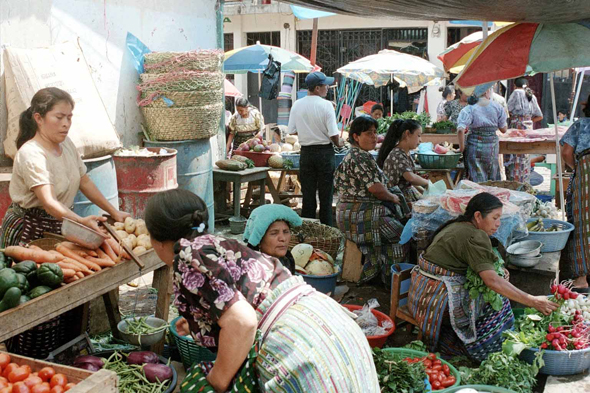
506, 240, 543, 257
508, 253, 543, 268
61, 218, 108, 250
117, 316, 168, 347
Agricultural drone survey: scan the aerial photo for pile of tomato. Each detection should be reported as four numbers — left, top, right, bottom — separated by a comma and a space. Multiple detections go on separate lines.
0, 354, 77, 393
402, 352, 457, 391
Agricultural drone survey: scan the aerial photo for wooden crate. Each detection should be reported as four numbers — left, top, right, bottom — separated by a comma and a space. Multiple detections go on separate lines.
0, 351, 118, 392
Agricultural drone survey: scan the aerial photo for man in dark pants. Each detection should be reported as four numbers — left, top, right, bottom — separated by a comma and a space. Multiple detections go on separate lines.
288, 72, 343, 225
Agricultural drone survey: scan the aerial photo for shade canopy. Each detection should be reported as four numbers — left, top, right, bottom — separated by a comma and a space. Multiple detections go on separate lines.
223, 44, 315, 74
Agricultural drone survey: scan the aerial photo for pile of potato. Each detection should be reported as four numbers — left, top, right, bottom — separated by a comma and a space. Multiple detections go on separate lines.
114, 217, 153, 255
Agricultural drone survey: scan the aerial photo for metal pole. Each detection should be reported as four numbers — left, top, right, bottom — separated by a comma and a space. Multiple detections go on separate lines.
482, 21, 489, 39
550, 73, 566, 221
258, 72, 262, 114
390, 75, 394, 116
571, 69, 585, 120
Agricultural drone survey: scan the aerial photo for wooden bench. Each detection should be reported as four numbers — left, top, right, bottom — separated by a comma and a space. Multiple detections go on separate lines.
390, 266, 422, 339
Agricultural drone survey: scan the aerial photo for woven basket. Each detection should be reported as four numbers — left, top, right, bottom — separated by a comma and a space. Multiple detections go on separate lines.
288, 221, 343, 260
141, 103, 223, 141
140, 89, 223, 108
144, 50, 223, 73
138, 71, 223, 93
28, 237, 60, 250
480, 180, 535, 194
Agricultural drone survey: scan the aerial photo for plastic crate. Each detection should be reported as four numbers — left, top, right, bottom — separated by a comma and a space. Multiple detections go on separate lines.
170, 316, 216, 369
417, 153, 461, 169
342, 305, 395, 348
280, 152, 300, 168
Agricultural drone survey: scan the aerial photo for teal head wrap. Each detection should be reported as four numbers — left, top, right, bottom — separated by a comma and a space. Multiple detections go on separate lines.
243, 204, 302, 247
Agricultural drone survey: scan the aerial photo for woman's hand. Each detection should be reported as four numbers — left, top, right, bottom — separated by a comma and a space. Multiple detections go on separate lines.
390, 194, 400, 204
531, 296, 559, 316
176, 317, 190, 336
111, 210, 131, 223
503, 268, 510, 281
79, 215, 107, 233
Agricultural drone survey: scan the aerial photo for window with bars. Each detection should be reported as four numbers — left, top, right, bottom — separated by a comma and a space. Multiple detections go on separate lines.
224, 33, 234, 51
246, 31, 280, 46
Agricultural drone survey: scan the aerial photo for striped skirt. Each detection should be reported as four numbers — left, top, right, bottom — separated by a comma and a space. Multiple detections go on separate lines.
559, 151, 590, 278
465, 127, 501, 183
255, 276, 380, 392
504, 115, 532, 183
408, 256, 514, 362
0, 204, 62, 248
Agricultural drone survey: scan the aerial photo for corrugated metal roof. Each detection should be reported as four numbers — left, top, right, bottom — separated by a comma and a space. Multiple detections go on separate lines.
284, 0, 590, 23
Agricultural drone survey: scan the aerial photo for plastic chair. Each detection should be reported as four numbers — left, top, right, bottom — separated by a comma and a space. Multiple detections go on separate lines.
390, 268, 422, 339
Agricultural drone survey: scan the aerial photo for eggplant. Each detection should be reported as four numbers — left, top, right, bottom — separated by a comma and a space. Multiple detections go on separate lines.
76, 362, 102, 372
73, 355, 104, 369
127, 351, 159, 365
143, 363, 173, 383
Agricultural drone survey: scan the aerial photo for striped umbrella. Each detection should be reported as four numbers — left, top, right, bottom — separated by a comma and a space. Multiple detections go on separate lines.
223, 44, 315, 74
455, 22, 590, 89
438, 31, 483, 74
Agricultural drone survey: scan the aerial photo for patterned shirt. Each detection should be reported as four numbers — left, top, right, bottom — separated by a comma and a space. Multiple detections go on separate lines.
560, 118, 590, 157
334, 146, 386, 202
383, 147, 415, 191
228, 107, 265, 136
444, 99, 468, 125
173, 235, 290, 348
507, 89, 542, 118
457, 99, 508, 130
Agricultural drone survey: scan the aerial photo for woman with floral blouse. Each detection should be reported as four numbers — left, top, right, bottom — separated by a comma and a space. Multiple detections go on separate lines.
334, 116, 408, 285
145, 189, 380, 393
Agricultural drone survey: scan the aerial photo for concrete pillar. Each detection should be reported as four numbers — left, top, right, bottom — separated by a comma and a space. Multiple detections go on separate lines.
426, 21, 448, 121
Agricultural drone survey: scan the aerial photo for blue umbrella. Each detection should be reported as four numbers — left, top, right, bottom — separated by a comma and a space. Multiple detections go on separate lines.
223, 44, 315, 74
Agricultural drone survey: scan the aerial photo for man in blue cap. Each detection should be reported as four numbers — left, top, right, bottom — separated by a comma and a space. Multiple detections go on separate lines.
288, 72, 343, 226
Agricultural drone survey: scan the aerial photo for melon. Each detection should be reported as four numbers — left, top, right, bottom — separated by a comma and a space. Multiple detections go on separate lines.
305, 259, 334, 276
282, 143, 293, 152
293, 142, 301, 151
269, 143, 281, 153
268, 155, 285, 169
285, 135, 298, 145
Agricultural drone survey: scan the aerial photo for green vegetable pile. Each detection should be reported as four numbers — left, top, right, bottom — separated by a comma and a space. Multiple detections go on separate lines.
123, 316, 169, 346
372, 348, 426, 393
103, 351, 172, 393
432, 121, 456, 131
459, 351, 543, 393
376, 111, 432, 134
464, 256, 505, 311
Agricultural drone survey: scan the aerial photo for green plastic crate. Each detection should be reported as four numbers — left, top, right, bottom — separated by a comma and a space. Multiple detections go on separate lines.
170, 316, 216, 369
417, 153, 461, 169
442, 385, 517, 393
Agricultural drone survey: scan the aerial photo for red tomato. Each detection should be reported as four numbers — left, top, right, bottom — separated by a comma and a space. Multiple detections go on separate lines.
63, 383, 76, 392
0, 380, 7, 389
31, 383, 51, 393
20, 367, 31, 376
432, 380, 442, 390
441, 377, 455, 387
0, 354, 10, 369
427, 353, 437, 360
49, 375, 67, 389
38, 369, 55, 383
13, 381, 31, 393
442, 364, 450, 376
432, 364, 442, 371
0, 387, 13, 393
424, 368, 434, 375
423, 359, 432, 367
50, 387, 64, 393
0, 377, 7, 384
23, 376, 43, 389
3, 363, 19, 379
433, 359, 442, 366
9, 367, 31, 383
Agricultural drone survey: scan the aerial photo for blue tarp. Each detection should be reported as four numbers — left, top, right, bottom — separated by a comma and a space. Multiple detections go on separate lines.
290, 5, 336, 20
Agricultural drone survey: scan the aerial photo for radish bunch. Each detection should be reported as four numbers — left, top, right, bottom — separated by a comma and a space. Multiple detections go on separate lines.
550, 279, 579, 301
539, 313, 590, 351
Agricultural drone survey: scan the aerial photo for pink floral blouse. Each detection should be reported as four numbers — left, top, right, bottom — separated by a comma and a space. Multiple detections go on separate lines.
173, 234, 291, 348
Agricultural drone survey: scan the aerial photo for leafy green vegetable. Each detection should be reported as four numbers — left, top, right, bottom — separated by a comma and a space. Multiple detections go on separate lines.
459, 351, 543, 393
373, 348, 426, 393
464, 256, 505, 311
502, 306, 571, 352
376, 111, 432, 134
432, 120, 456, 130
283, 159, 294, 170
403, 340, 428, 352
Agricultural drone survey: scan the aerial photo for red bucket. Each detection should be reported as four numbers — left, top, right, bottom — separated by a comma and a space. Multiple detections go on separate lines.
342, 304, 395, 348
233, 150, 274, 167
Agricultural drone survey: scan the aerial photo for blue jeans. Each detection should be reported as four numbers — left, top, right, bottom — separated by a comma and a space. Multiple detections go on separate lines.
300, 144, 335, 226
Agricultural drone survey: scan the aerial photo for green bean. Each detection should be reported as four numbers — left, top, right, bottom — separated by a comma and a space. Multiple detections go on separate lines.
103, 351, 172, 393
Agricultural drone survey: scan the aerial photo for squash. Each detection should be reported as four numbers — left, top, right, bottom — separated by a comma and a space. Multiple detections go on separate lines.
0, 252, 8, 270
15, 273, 30, 293
268, 155, 285, 169
36, 263, 64, 288
18, 294, 31, 306
28, 285, 52, 299
12, 260, 37, 282
0, 268, 19, 299
216, 159, 246, 171
0, 287, 22, 312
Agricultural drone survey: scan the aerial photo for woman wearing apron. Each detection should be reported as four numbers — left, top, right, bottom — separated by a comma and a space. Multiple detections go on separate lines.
0, 87, 130, 248
225, 98, 265, 156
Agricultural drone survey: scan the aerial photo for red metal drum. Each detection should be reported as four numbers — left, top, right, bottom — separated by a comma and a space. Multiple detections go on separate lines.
0, 173, 12, 221
113, 148, 178, 218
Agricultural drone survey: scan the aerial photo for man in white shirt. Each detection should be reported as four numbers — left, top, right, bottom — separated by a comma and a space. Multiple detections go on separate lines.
288, 72, 344, 225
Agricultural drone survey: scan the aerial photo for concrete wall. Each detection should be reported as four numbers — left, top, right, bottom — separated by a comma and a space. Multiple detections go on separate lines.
1, 0, 222, 158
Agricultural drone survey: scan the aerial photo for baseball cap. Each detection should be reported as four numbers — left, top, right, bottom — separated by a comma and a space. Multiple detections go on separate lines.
305, 72, 335, 88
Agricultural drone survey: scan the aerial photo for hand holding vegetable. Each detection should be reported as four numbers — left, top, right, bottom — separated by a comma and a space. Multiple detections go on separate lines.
79, 215, 107, 233
111, 210, 132, 224
531, 295, 559, 316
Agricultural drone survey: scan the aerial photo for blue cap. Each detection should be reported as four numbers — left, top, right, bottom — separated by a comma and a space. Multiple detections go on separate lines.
305, 72, 335, 88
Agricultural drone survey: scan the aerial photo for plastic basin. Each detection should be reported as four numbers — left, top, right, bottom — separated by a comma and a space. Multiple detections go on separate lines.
233, 150, 273, 167
117, 316, 168, 347
517, 218, 574, 252
280, 152, 300, 168
342, 304, 395, 348
298, 266, 340, 295
520, 346, 590, 375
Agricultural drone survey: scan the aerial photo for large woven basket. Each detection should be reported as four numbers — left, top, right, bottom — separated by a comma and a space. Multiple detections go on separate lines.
140, 89, 223, 108
138, 71, 223, 93
144, 50, 223, 73
288, 221, 343, 260
141, 103, 223, 141
480, 180, 535, 194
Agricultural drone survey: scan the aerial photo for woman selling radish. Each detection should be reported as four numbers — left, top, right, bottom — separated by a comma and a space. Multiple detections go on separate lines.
225, 98, 265, 155
0, 87, 130, 248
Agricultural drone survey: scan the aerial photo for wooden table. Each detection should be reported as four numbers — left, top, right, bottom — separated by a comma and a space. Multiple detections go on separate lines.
266, 168, 302, 200
499, 140, 557, 155
420, 133, 461, 146
415, 165, 465, 189
213, 167, 269, 219
0, 250, 172, 354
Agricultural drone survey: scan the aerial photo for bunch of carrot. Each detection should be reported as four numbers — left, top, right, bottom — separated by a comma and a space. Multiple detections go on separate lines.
3, 237, 131, 284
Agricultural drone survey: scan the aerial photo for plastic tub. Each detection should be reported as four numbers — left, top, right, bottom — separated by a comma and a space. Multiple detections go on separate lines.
416, 153, 461, 169
232, 150, 273, 167
520, 346, 590, 375
298, 266, 340, 295
342, 304, 395, 348
280, 152, 300, 168
535, 194, 554, 203
442, 385, 517, 393
391, 263, 416, 307
517, 218, 574, 252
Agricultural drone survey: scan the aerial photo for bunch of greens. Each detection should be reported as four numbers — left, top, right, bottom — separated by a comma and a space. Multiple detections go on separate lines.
373, 348, 426, 393
464, 258, 505, 311
376, 111, 432, 134
459, 351, 543, 393
432, 120, 456, 130
377, 116, 396, 134
403, 340, 428, 352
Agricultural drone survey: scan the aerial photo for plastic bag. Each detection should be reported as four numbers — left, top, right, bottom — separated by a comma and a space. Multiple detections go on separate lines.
126, 32, 151, 74
351, 299, 393, 336
418, 142, 434, 154
423, 180, 447, 197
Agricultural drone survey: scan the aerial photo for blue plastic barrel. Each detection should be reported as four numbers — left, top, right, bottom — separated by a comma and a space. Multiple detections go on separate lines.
144, 140, 215, 232
391, 263, 416, 307
73, 155, 119, 217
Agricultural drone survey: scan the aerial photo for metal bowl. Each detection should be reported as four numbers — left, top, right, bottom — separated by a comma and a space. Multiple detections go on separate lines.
508, 253, 543, 268
117, 316, 168, 347
506, 240, 543, 257
61, 218, 108, 250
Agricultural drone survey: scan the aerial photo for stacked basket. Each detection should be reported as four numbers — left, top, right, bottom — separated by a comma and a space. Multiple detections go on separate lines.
137, 50, 224, 141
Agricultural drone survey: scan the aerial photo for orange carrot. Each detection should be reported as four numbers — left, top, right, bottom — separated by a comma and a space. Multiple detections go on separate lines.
65, 275, 79, 284
4, 246, 62, 263
105, 237, 130, 260
96, 248, 113, 262
59, 242, 98, 257
100, 241, 118, 262
28, 245, 43, 250
61, 269, 76, 278
57, 262, 82, 272
75, 271, 84, 279
85, 257, 115, 268
56, 245, 101, 271
60, 258, 92, 274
